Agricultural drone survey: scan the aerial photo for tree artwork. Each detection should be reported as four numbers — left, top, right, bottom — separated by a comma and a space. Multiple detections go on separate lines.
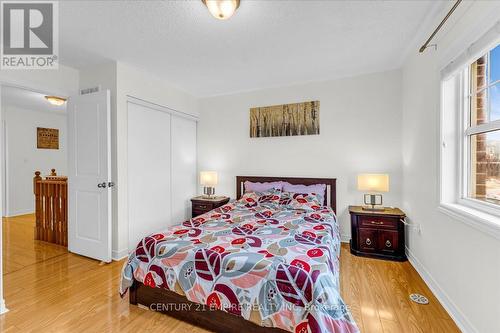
250, 101, 320, 138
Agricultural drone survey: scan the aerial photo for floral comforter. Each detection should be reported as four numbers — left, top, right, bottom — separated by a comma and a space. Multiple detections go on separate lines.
120, 199, 359, 333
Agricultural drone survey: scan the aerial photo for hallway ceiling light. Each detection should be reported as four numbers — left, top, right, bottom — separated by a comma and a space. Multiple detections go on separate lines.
202, 0, 240, 20
45, 96, 67, 106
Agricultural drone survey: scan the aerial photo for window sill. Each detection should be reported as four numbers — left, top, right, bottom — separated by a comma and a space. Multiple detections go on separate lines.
438, 203, 500, 240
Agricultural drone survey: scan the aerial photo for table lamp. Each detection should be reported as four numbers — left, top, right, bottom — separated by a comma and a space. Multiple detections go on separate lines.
357, 174, 389, 211
200, 171, 218, 198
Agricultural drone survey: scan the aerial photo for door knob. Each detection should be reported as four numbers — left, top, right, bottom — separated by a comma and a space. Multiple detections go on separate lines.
97, 182, 107, 188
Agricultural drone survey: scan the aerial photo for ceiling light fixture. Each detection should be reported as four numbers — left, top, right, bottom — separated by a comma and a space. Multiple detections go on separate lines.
202, 0, 240, 20
44, 96, 67, 106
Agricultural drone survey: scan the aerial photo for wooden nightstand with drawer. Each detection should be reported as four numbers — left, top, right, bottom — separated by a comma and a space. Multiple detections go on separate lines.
191, 196, 230, 218
349, 205, 407, 261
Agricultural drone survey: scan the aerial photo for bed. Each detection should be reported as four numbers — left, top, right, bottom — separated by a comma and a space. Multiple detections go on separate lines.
120, 176, 358, 333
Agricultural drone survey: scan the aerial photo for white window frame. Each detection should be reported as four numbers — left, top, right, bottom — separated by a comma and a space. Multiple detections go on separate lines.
439, 32, 500, 241
458, 49, 500, 215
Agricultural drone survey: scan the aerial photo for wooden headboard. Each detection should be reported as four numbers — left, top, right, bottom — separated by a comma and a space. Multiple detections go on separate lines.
236, 176, 337, 213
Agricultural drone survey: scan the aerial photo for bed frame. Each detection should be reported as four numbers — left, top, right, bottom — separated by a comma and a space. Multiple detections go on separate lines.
129, 176, 337, 332
236, 175, 337, 213
129, 282, 285, 333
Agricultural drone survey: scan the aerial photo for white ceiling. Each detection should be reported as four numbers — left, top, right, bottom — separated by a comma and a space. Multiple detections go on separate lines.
1, 86, 66, 114
59, 0, 439, 97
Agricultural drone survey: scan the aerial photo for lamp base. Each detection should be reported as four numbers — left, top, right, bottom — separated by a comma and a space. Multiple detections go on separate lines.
362, 194, 384, 211
362, 205, 386, 212
203, 186, 215, 199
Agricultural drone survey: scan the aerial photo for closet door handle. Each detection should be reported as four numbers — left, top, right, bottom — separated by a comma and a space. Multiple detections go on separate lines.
108, 182, 115, 188
97, 182, 107, 188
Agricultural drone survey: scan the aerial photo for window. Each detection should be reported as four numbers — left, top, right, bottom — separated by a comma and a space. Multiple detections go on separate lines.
465, 44, 500, 206
440, 24, 500, 238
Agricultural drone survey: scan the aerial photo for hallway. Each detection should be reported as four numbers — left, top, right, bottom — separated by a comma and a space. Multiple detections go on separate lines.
2, 214, 67, 275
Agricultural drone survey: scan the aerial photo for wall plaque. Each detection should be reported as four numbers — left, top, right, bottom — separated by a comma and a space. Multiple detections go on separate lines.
37, 127, 59, 149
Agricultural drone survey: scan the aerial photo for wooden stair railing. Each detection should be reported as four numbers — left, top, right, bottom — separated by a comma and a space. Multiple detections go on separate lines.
34, 169, 68, 247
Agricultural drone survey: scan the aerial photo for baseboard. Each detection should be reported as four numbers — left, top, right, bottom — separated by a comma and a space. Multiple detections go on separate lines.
340, 233, 351, 243
0, 298, 8, 315
406, 247, 475, 333
112, 248, 129, 261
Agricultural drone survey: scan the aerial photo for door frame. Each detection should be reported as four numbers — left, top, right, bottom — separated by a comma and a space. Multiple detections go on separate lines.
2, 118, 7, 217
0, 83, 69, 218
0, 80, 71, 315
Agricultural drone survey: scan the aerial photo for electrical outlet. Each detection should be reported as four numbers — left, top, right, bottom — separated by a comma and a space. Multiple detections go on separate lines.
402, 218, 421, 234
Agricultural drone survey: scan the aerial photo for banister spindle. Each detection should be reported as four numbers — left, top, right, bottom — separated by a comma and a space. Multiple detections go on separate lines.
33, 170, 68, 247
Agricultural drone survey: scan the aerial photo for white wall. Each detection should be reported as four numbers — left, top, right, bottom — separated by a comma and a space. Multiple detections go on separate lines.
82, 61, 196, 259
0, 64, 80, 97
401, 2, 500, 332
80, 61, 199, 259
0, 64, 79, 314
2, 105, 67, 216
0, 86, 5, 314
198, 70, 403, 240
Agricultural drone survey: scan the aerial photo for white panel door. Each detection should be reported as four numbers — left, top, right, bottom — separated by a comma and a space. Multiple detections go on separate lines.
171, 116, 197, 223
128, 101, 171, 250
68, 90, 112, 262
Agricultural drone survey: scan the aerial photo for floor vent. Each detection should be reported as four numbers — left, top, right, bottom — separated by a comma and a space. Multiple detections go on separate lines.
409, 293, 429, 305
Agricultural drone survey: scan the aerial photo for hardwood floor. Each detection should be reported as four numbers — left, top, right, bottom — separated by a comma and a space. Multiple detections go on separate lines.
339, 245, 459, 332
2, 214, 67, 274
0, 215, 460, 332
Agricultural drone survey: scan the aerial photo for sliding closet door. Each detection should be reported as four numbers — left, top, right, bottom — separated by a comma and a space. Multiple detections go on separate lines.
171, 116, 197, 223
128, 102, 171, 250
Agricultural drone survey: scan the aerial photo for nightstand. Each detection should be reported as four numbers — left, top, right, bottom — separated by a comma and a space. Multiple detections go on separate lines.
191, 196, 230, 218
349, 205, 407, 261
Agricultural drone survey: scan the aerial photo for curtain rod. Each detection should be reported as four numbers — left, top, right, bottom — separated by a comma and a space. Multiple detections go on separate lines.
419, 0, 462, 53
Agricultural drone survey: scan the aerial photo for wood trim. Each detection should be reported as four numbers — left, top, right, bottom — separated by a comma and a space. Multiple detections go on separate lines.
33, 170, 68, 247
349, 206, 407, 261
129, 281, 286, 333
236, 176, 337, 213
191, 196, 230, 218
348, 205, 405, 217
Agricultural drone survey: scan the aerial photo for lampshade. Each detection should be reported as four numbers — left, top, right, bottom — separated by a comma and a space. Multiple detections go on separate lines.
200, 171, 218, 186
357, 174, 389, 192
202, 0, 240, 20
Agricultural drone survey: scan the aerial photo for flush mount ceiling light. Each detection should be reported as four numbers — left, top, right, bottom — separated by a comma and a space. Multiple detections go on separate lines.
44, 96, 67, 106
202, 0, 240, 20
